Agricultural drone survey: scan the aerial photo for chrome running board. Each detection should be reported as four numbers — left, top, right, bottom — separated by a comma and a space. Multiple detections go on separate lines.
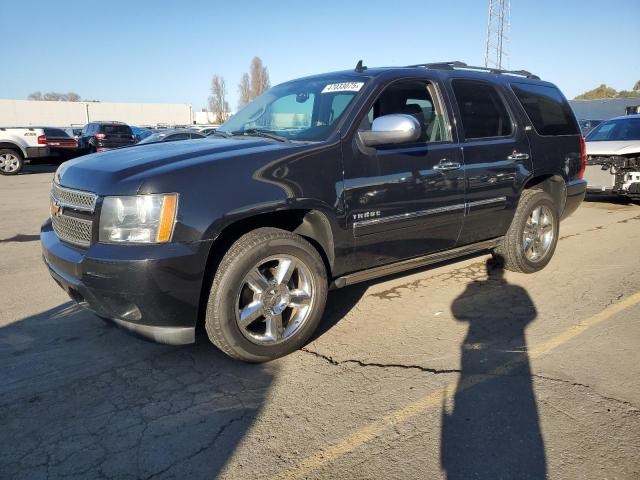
332, 237, 503, 288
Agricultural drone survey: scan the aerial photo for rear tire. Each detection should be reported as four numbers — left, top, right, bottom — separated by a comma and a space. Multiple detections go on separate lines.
0, 149, 24, 175
494, 189, 559, 273
205, 227, 328, 362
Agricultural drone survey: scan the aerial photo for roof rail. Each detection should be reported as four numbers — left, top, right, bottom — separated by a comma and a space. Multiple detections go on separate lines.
406, 61, 540, 80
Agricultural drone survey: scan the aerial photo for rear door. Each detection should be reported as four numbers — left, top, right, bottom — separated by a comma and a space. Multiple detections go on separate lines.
446, 78, 532, 245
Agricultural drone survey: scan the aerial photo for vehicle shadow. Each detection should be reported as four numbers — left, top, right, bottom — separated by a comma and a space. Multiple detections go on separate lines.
311, 250, 494, 342
440, 259, 547, 479
20, 163, 59, 175
0, 303, 276, 479
584, 193, 635, 205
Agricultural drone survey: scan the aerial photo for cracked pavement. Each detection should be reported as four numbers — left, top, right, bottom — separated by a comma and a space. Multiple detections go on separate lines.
1, 165, 639, 479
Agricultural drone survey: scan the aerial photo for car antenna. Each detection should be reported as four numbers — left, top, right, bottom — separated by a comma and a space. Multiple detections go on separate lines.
355, 60, 367, 73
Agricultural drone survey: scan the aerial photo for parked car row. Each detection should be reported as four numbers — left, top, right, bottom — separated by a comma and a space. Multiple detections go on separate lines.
0, 121, 220, 174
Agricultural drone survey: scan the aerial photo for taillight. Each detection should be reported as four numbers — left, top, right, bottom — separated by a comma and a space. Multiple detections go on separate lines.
95, 133, 106, 140
37, 134, 47, 145
578, 136, 587, 179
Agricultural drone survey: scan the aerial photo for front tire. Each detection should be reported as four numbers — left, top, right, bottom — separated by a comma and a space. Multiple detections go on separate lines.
494, 189, 559, 273
205, 227, 328, 362
0, 149, 24, 175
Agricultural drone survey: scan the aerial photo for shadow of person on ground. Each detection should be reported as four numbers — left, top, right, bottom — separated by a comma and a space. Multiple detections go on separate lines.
441, 258, 547, 479
0, 302, 275, 479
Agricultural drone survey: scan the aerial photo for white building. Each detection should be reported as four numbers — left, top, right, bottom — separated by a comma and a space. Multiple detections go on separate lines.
0, 99, 194, 127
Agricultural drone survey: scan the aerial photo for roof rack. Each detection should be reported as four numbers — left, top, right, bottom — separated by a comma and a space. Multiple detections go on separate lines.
406, 61, 540, 80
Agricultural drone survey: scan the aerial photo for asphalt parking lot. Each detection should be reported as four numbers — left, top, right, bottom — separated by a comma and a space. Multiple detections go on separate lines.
1, 164, 639, 480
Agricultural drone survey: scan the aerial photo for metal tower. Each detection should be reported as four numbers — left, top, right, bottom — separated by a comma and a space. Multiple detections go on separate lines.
484, 0, 510, 70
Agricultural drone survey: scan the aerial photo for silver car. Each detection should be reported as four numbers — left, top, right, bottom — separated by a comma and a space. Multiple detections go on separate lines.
584, 114, 640, 198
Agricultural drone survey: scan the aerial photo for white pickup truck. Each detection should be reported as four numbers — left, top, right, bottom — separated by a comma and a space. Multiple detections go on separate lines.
0, 127, 50, 175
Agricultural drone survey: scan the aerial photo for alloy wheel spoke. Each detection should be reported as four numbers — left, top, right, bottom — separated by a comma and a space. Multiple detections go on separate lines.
531, 206, 541, 225
288, 289, 311, 308
239, 300, 264, 328
245, 268, 270, 294
525, 239, 535, 257
266, 312, 284, 341
274, 258, 296, 285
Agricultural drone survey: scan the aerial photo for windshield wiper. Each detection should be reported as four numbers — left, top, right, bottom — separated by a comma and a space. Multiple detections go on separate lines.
231, 129, 290, 143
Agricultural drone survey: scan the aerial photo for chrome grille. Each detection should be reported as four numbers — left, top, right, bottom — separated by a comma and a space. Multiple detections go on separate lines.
52, 183, 97, 212
51, 214, 93, 247
50, 184, 97, 248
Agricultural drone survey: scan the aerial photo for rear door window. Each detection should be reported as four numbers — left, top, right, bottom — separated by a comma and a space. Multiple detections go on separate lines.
511, 83, 579, 136
451, 80, 513, 140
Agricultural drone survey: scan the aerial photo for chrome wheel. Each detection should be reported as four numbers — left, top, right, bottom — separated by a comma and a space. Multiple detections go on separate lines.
0, 153, 21, 173
235, 255, 314, 345
522, 205, 554, 262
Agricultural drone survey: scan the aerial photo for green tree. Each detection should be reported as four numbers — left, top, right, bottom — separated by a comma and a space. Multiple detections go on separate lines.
574, 84, 618, 100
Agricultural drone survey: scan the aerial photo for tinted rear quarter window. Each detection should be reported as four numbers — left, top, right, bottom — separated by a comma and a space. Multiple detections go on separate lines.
451, 80, 513, 140
511, 83, 579, 136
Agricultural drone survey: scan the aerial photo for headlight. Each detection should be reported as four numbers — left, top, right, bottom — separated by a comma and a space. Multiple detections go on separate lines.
99, 194, 178, 243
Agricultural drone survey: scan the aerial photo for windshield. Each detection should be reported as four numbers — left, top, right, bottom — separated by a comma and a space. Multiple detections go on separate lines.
586, 117, 640, 141
218, 76, 368, 142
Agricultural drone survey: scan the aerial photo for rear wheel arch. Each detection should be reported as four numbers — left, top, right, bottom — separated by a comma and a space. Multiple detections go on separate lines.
0, 142, 26, 157
522, 174, 566, 214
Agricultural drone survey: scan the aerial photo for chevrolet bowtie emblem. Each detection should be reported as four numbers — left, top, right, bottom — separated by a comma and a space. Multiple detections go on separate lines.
50, 200, 63, 217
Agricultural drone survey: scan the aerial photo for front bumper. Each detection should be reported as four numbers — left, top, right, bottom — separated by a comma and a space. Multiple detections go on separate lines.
561, 179, 587, 220
41, 220, 212, 345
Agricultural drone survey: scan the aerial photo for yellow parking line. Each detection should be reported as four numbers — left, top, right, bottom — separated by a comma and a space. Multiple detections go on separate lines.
272, 291, 640, 480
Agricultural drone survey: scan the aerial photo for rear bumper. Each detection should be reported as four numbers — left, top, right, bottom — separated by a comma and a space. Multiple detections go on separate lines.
25, 146, 50, 159
40, 220, 212, 345
561, 179, 587, 220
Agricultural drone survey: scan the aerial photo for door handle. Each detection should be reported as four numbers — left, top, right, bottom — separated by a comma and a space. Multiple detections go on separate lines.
433, 159, 461, 171
507, 152, 530, 161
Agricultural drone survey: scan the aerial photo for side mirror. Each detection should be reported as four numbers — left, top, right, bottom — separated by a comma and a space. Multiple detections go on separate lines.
358, 114, 421, 147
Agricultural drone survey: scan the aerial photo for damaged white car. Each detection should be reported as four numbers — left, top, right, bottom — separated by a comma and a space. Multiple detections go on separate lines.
584, 114, 640, 199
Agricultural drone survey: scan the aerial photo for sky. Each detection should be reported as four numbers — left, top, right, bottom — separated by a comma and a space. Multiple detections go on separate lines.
4, 0, 639, 112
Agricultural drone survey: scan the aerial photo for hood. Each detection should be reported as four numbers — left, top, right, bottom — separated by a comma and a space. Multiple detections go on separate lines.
55, 138, 298, 195
585, 140, 640, 156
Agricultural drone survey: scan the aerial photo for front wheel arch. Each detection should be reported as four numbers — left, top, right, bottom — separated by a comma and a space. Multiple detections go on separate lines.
196, 208, 336, 331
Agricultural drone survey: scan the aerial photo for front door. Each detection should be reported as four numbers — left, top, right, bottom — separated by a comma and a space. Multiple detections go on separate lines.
343, 79, 466, 270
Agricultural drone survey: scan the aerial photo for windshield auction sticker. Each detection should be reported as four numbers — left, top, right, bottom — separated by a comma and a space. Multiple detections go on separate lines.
321, 82, 365, 94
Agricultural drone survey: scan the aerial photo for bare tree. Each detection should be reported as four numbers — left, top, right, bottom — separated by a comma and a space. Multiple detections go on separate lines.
28, 91, 81, 101
208, 75, 230, 124
42, 92, 64, 101
238, 72, 252, 109
236, 57, 271, 109
250, 56, 270, 99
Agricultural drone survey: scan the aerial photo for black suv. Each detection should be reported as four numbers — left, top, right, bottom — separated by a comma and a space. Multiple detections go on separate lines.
78, 121, 136, 153
42, 61, 587, 362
